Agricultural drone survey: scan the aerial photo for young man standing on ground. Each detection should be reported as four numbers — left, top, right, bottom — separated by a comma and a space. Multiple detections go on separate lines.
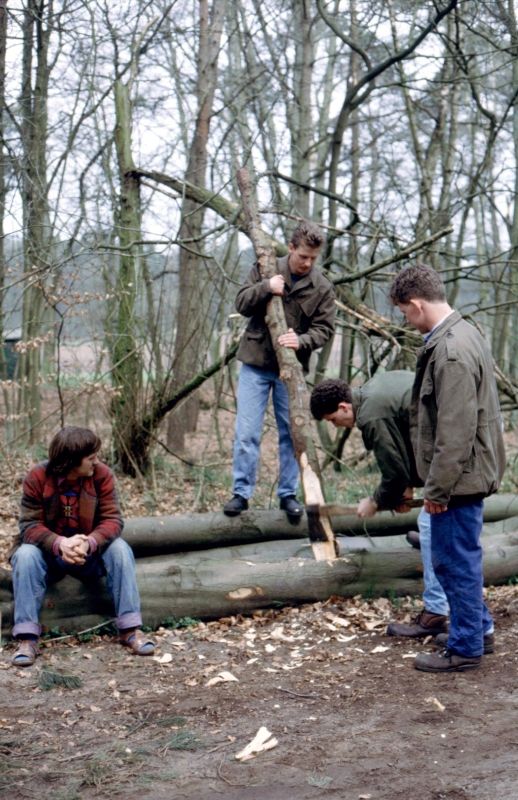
224, 222, 335, 518
11, 426, 154, 667
310, 372, 449, 640
389, 263, 505, 673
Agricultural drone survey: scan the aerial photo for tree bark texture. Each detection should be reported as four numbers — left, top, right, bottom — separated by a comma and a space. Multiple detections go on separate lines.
168, 0, 227, 452
112, 80, 143, 475
118, 493, 518, 555
1, 519, 518, 634
236, 167, 336, 561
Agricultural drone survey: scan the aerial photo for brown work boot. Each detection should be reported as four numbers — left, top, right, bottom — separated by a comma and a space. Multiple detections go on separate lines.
386, 609, 448, 639
436, 631, 495, 654
414, 648, 481, 673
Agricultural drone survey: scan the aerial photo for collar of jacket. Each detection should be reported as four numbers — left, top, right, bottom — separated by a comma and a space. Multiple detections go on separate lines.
422, 309, 463, 353
277, 253, 316, 291
42, 464, 99, 500
351, 385, 363, 423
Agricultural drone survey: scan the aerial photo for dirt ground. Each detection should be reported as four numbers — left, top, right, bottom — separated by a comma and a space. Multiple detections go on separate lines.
2, 394, 518, 798
2, 586, 518, 800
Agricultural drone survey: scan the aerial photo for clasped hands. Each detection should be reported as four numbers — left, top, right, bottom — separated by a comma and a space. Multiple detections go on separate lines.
59, 534, 90, 565
269, 276, 300, 350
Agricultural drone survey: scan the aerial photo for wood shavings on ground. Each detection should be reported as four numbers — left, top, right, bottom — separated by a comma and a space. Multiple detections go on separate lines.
205, 671, 238, 687
425, 696, 445, 712
153, 653, 173, 664
235, 726, 279, 761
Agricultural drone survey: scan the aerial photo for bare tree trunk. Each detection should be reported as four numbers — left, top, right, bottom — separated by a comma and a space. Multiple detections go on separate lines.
0, 0, 8, 394
289, 0, 313, 218
167, 0, 227, 451
18, 0, 53, 442
112, 80, 143, 475
237, 167, 336, 561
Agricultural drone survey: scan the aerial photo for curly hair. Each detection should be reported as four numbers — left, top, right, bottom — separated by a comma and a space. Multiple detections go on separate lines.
290, 221, 325, 250
310, 379, 352, 420
388, 263, 446, 305
47, 426, 102, 477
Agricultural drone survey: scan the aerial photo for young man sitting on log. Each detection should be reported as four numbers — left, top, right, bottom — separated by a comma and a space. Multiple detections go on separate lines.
224, 221, 335, 519
310, 372, 449, 641
388, 263, 505, 673
10, 426, 154, 667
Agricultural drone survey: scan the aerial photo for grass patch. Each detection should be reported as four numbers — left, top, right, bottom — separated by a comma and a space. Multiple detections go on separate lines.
156, 716, 188, 728
38, 666, 84, 691
159, 730, 204, 751
306, 774, 333, 788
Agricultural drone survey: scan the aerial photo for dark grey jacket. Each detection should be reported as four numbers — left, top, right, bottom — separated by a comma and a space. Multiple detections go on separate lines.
235, 255, 335, 373
352, 370, 422, 510
410, 311, 506, 506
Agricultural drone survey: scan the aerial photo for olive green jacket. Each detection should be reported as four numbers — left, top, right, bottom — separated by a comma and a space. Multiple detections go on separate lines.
235, 255, 335, 373
351, 370, 422, 510
410, 311, 505, 506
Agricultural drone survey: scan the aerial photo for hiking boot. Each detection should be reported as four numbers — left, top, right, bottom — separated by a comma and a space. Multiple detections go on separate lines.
436, 631, 495, 654
406, 530, 421, 549
414, 648, 481, 673
279, 496, 304, 518
386, 610, 448, 638
223, 494, 249, 517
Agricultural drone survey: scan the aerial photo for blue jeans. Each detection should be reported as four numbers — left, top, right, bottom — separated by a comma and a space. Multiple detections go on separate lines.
233, 363, 299, 499
418, 508, 449, 616
430, 500, 493, 658
11, 538, 142, 638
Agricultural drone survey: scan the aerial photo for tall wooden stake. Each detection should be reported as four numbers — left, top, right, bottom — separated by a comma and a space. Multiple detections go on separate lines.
236, 168, 336, 561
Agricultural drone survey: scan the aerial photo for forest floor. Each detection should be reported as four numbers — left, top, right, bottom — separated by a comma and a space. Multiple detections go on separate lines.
1, 586, 518, 800
1, 393, 518, 798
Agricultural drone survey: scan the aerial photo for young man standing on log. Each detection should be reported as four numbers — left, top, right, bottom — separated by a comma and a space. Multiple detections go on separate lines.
10, 427, 154, 667
389, 263, 505, 673
224, 222, 335, 518
310, 372, 449, 640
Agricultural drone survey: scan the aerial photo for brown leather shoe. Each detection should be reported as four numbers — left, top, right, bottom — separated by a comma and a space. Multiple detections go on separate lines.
414, 648, 481, 673
386, 610, 448, 638
12, 639, 40, 668
119, 629, 155, 656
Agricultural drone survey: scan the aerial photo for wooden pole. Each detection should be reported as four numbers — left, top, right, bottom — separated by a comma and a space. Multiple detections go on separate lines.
236, 168, 336, 561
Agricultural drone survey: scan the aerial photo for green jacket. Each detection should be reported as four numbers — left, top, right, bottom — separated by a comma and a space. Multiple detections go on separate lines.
352, 370, 422, 510
235, 254, 335, 373
410, 311, 506, 506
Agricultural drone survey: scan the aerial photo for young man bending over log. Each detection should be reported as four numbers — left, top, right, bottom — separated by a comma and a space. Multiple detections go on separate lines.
310, 372, 450, 641
389, 263, 505, 673
10, 427, 154, 667
224, 222, 335, 519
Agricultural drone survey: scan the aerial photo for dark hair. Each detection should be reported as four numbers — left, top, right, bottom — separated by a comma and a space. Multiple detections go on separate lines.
290, 221, 325, 250
310, 379, 352, 420
388, 263, 446, 305
46, 426, 101, 477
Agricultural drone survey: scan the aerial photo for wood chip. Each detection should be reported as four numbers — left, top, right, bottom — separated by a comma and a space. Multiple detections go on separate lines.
235, 726, 279, 761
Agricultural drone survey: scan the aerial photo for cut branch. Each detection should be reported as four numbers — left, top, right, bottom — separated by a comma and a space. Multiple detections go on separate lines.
236, 167, 336, 561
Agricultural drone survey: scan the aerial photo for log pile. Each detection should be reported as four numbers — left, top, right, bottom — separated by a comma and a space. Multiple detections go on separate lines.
2, 495, 518, 634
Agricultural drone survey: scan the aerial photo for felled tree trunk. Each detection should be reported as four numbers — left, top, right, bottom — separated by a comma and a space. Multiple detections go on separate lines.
120, 493, 518, 556
2, 520, 518, 634
237, 167, 336, 561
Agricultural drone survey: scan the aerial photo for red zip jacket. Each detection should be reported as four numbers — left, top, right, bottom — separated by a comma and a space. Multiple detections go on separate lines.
18, 461, 123, 555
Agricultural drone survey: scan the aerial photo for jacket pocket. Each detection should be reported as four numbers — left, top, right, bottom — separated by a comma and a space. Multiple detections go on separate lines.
245, 329, 266, 341
420, 374, 434, 402
297, 295, 319, 318
421, 442, 435, 463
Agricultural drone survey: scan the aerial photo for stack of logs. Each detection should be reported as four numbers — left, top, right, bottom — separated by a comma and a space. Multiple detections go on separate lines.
1, 494, 518, 634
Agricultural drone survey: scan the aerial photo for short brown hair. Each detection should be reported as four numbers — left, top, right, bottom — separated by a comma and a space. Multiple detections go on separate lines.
310, 379, 352, 420
290, 221, 325, 250
388, 263, 446, 305
47, 426, 101, 477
